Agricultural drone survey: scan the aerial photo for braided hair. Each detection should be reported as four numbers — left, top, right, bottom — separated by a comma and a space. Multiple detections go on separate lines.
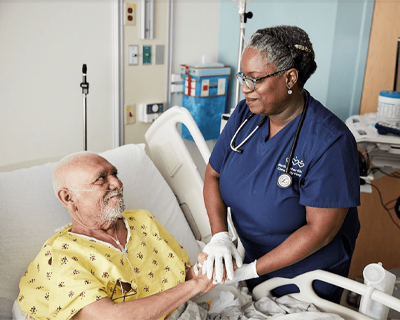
246, 25, 317, 89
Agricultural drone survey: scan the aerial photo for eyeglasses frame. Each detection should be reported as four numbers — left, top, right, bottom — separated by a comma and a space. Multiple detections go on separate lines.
236, 68, 290, 91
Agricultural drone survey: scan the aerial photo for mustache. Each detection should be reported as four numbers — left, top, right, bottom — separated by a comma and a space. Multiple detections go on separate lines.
104, 188, 124, 202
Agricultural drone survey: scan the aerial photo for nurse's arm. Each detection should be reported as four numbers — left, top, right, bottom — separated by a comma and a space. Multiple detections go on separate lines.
203, 163, 228, 234
255, 207, 348, 276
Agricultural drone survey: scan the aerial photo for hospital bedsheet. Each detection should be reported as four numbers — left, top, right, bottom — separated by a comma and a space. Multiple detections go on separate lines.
168, 285, 343, 320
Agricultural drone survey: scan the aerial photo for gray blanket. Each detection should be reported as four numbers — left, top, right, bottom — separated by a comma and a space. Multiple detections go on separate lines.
167, 285, 344, 320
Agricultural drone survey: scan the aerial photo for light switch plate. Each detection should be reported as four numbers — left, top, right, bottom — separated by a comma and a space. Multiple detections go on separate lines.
128, 45, 138, 65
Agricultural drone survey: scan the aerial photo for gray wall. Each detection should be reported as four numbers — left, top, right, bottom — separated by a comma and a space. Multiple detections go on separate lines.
217, 0, 374, 121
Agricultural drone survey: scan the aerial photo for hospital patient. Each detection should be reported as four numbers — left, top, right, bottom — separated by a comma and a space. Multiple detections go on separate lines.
17, 152, 216, 320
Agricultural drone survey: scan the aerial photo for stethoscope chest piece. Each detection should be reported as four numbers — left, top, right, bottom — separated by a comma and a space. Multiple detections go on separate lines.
277, 172, 292, 188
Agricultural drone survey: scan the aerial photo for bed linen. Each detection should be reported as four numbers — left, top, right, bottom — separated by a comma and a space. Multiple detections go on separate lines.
168, 284, 344, 320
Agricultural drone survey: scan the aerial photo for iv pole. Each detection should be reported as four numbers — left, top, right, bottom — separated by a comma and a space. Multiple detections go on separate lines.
234, 0, 252, 109
80, 64, 89, 151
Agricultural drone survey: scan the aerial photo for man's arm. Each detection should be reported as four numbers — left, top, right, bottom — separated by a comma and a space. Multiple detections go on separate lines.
73, 267, 214, 320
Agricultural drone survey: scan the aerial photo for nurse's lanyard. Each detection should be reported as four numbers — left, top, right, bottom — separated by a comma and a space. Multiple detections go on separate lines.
230, 90, 309, 189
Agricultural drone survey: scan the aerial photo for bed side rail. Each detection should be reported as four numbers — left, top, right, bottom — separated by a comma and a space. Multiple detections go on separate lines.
145, 106, 212, 243
252, 269, 400, 320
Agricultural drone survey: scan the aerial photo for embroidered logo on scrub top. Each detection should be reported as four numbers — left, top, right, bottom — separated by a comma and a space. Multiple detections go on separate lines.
277, 156, 305, 178
291, 156, 304, 169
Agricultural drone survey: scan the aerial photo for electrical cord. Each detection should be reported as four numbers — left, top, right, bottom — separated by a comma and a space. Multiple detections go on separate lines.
365, 182, 400, 230
369, 166, 400, 219
370, 167, 400, 179
358, 149, 400, 228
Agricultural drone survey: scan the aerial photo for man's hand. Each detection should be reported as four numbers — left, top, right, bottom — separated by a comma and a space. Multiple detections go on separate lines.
202, 232, 243, 283
192, 252, 208, 277
189, 253, 216, 293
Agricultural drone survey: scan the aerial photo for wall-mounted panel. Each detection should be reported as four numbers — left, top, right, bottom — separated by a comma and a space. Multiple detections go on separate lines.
124, 0, 169, 145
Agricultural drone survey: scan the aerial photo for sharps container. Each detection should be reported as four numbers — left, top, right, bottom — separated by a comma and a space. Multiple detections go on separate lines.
359, 262, 396, 320
377, 91, 400, 126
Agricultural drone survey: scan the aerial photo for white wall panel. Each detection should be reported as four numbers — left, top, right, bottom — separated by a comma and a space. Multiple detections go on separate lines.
0, 0, 118, 170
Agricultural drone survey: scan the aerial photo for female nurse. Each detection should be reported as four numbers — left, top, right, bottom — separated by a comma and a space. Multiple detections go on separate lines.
202, 25, 360, 303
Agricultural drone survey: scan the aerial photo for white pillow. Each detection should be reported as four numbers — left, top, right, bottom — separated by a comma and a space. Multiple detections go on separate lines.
100, 144, 201, 262
0, 144, 200, 319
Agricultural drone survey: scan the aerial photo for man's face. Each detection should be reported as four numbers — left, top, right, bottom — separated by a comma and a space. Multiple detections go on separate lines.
99, 188, 125, 223
66, 155, 125, 228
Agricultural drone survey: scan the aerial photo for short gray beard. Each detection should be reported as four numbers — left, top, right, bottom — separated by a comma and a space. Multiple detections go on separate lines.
99, 189, 126, 223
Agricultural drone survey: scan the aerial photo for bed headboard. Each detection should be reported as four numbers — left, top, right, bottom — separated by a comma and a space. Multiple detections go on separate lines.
145, 106, 213, 243
0, 143, 201, 319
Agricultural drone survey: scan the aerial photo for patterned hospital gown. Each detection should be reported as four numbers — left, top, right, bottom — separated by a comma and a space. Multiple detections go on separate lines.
18, 209, 191, 320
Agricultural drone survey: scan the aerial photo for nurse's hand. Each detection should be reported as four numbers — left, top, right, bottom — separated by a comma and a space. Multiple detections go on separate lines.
224, 260, 259, 285
202, 232, 243, 283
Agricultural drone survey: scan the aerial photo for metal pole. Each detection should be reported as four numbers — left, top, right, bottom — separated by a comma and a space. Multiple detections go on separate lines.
234, 1, 252, 110
116, 0, 125, 147
166, 0, 173, 110
83, 95, 87, 151
234, 1, 246, 109
80, 64, 89, 151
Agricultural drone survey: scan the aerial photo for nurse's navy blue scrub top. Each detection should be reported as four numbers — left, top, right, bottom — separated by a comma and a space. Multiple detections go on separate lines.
209, 94, 360, 301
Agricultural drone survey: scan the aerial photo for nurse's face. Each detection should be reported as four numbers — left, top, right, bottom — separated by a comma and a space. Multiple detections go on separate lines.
240, 47, 289, 117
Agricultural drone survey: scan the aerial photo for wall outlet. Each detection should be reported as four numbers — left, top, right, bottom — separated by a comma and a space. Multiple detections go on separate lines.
124, 3, 136, 26
125, 105, 136, 125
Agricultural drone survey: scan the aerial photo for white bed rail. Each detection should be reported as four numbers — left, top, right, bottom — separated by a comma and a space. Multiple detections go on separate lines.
145, 106, 212, 243
252, 269, 400, 320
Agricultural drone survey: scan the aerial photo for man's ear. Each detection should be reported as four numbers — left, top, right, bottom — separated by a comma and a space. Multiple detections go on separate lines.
58, 189, 76, 211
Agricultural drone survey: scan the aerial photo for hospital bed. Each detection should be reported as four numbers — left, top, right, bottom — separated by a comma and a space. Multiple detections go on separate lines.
1, 106, 400, 319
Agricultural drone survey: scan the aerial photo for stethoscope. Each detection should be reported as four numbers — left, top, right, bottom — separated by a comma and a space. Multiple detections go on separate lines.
230, 90, 309, 189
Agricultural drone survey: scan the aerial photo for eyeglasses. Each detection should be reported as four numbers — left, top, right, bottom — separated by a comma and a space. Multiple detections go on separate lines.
236, 69, 289, 91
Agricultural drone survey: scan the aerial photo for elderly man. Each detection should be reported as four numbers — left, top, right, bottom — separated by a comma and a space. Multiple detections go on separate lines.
17, 152, 215, 320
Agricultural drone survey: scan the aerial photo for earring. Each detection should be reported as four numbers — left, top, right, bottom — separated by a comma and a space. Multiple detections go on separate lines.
286, 84, 292, 95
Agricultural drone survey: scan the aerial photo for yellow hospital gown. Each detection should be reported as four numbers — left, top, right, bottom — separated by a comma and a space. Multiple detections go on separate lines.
18, 209, 191, 320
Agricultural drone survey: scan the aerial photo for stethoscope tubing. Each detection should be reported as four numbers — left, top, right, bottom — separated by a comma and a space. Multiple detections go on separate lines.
230, 90, 309, 186
230, 114, 267, 153
284, 91, 309, 173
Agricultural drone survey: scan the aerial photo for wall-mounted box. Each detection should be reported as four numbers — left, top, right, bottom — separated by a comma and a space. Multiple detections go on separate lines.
138, 103, 163, 123
180, 64, 231, 141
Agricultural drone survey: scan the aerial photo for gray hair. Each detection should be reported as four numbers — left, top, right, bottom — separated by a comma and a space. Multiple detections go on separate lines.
246, 25, 317, 88
52, 151, 98, 195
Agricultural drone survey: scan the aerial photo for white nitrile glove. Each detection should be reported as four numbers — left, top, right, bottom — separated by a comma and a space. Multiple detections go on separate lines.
202, 231, 243, 283
224, 260, 259, 285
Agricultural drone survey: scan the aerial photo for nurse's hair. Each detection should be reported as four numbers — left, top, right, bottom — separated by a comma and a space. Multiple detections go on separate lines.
246, 25, 317, 89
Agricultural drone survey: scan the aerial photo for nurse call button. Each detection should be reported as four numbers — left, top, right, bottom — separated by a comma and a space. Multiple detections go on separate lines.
277, 173, 292, 188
